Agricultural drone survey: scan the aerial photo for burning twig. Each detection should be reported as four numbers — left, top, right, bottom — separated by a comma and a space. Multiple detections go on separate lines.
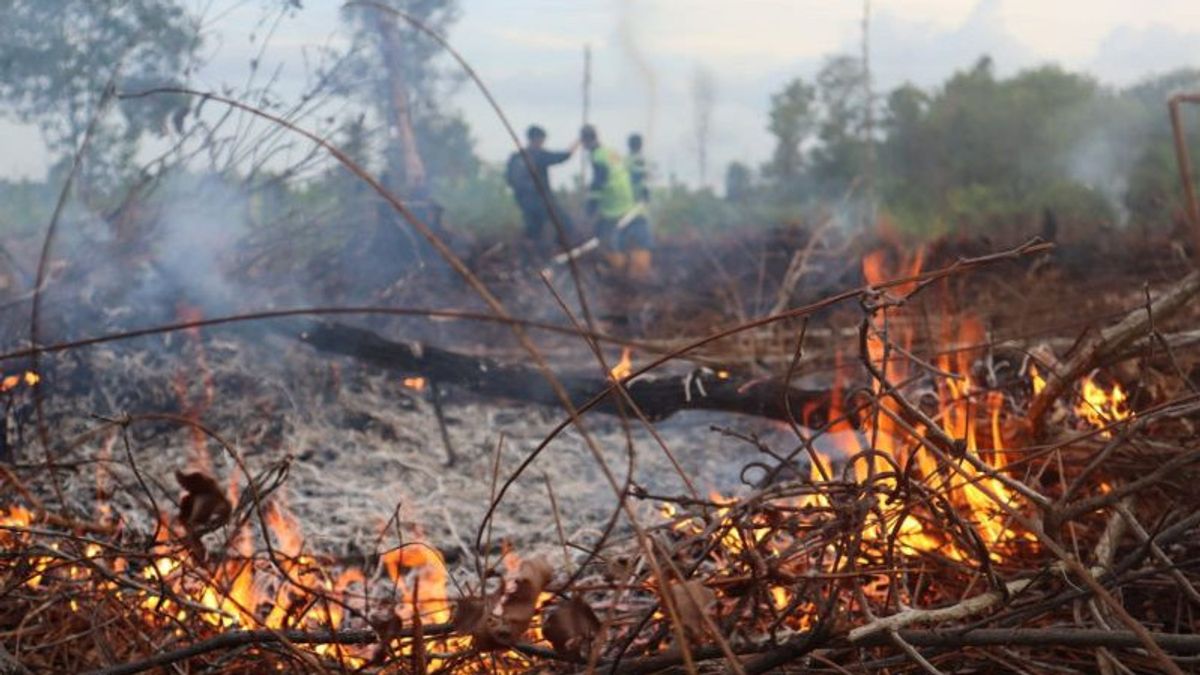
1027, 270, 1200, 435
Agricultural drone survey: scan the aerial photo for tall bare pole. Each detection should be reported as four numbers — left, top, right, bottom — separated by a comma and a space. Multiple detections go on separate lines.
1169, 94, 1200, 263
580, 43, 592, 187
861, 0, 876, 230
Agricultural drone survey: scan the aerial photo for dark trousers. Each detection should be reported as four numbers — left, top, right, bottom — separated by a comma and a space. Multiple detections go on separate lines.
518, 196, 574, 245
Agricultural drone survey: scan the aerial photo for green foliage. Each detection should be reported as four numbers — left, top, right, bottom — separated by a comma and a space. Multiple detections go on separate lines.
649, 183, 738, 234
436, 164, 521, 238
810, 55, 869, 194
757, 55, 1199, 239
336, 0, 474, 192
764, 78, 816, 186
651, 177, 811, 234
0, 0, 199, 190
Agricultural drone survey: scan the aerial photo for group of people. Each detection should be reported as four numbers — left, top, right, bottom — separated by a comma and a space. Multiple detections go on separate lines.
506, 124, 653, 281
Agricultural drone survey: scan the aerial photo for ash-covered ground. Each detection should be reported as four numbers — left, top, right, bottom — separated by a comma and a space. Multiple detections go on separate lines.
15, 322, 822, 565
7, 225, 1192, 569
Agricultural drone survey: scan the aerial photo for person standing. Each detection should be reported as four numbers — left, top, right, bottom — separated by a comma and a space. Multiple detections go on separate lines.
506, 125, 577, 251
580, 124, 653, 280
626, 133, 650, 203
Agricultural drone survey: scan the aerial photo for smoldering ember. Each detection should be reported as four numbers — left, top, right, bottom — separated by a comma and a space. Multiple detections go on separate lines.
3, 3, 1200, 675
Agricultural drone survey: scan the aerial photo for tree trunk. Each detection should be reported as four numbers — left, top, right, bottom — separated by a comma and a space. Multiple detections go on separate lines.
299, 322, 836, 425
373, 13, 427, 195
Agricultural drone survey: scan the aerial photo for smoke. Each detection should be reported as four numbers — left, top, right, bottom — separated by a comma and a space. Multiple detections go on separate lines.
617, 0, 658, 144
1058, 96, 1157, 228
1065, 129, 1132, 224
141, 173, 251, 315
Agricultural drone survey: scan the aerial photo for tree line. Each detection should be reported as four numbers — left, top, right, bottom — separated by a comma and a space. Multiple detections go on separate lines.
1, 1, 1197, 249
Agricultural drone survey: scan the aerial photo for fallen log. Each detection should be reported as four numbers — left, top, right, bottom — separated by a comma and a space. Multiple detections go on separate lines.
299, 322, 835, 424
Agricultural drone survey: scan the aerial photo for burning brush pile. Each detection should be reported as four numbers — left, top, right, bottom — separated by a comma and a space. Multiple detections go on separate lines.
4, 239, 1200, 674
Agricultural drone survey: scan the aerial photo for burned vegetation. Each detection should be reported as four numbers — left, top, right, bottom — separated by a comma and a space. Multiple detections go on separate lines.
5, 3, 1200, 675
7, 216, 1200, 673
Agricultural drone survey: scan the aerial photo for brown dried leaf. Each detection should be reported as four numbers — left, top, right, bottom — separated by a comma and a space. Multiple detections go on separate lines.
666, 579, 715, 641
469, 556, 554, 649
543, 595, 601, 658
176, 470, 231, 535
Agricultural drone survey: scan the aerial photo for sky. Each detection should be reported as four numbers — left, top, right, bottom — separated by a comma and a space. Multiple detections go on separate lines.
2, 0, 1198, 186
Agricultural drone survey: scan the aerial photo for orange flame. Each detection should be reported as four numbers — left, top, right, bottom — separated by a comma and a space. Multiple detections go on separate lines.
1, 371, 39, 392
610, 348, 633, 381
1077, 373, 1130, 436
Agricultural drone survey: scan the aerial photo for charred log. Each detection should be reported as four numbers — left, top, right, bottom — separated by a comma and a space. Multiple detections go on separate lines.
299, 322, 835, 424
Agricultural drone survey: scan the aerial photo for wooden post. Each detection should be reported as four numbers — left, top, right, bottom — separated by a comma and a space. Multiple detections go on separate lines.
861, 0, 876, 232
1169, 94, 1200, 263
579, 44, 592, 189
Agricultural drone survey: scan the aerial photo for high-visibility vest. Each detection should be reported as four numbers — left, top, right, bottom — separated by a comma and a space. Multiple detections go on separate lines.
590, 147, 635, 219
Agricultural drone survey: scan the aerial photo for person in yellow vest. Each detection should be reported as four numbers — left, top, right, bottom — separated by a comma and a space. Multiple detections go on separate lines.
580, 124, 653, 281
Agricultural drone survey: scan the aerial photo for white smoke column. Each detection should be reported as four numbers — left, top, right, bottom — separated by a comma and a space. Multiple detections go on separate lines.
153, 173, 249, 312
1066, 125, 1137, 226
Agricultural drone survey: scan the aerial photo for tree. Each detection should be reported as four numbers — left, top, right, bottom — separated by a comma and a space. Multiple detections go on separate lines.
764, 78, 817, 188
875, 84, 932, 222
1120, 69, 1200, 230
810, 55, 869, 194
0, 0, 201, 193
337, 0, 475, 198
724, 162, 754, 203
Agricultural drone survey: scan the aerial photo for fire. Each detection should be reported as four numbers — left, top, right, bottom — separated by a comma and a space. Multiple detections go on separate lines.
0, 505, 33, 545
1031, 364, 1130, 436
652, 244, 1043, 635
1, 370, 39, 392
1029, 364, 1047, 396
609, 347, 633, 381
1077, 372, 1130, 434
0, 488, 465, 669
403, 376, 427, 391
381, 542, 452, 625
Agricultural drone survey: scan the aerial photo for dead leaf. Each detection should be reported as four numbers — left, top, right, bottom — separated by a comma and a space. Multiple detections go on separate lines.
176, 470, 231, 535
666, 579, 715, 641
468, 555, 555, 649
543, 595, 601, 658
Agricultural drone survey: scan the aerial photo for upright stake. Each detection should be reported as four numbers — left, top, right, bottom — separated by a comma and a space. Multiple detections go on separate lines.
580, 43, 592, 188
1169, 93, 1200, 264
861, 0, 876, 232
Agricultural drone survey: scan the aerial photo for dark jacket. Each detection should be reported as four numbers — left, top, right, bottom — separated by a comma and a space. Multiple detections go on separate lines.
506, 147, 572, 205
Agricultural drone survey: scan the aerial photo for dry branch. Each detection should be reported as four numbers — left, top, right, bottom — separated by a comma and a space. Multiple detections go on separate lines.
848, 577, 1037, 642
86, 627, 445, 675
856, 628, 1200, 653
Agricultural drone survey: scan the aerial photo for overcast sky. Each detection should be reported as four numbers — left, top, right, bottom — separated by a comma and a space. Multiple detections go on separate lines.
2, 0, 1198, 185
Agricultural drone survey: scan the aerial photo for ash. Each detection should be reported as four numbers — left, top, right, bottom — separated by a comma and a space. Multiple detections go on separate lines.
21, 326, 799, 564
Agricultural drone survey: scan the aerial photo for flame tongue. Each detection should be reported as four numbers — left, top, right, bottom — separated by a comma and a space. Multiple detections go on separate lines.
610, 348, 633, 381
1, 370, 40, 392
